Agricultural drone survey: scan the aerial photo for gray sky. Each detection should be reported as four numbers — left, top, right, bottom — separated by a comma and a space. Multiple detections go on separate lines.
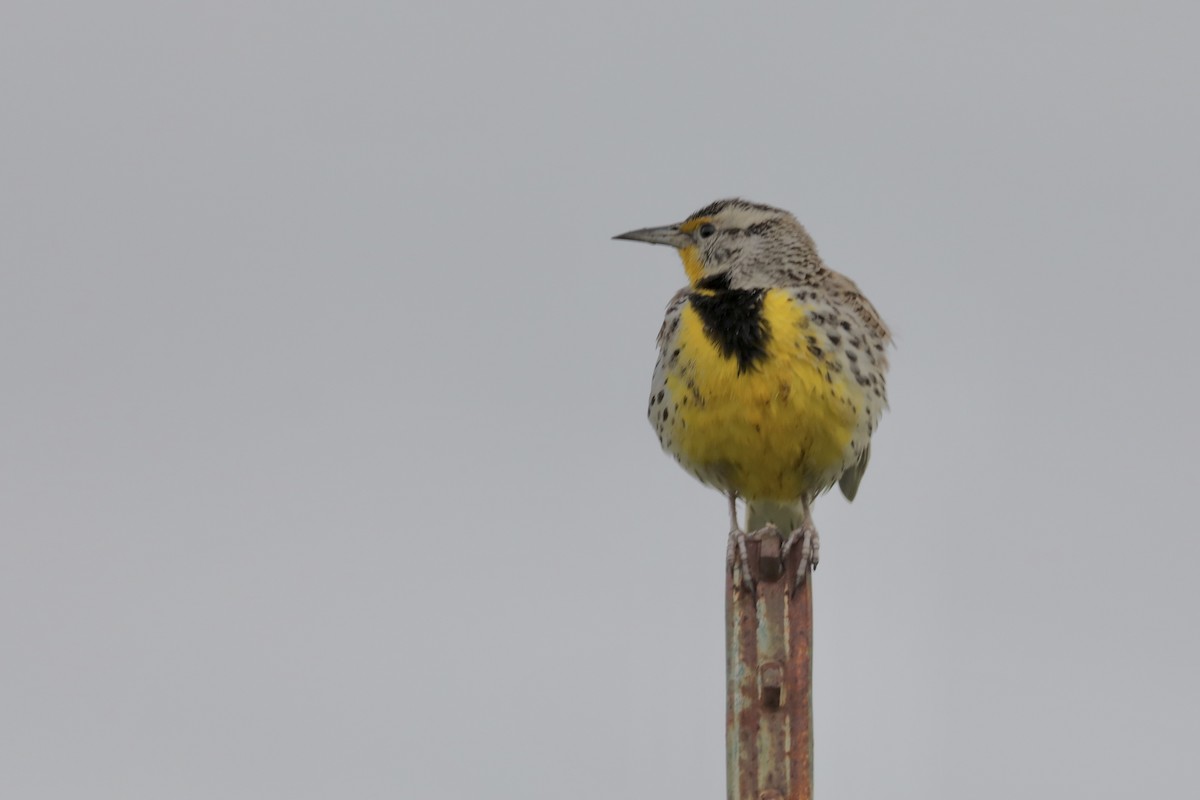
3, 2, 1198, 797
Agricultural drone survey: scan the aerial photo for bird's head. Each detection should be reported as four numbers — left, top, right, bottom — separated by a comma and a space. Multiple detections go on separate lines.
613, 198, 820, 289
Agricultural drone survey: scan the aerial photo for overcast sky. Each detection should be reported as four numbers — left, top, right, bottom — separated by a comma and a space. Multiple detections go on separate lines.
3, 2, 1199, 798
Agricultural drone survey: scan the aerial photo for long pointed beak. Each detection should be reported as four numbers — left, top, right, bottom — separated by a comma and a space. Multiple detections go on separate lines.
612, 224, 691, 249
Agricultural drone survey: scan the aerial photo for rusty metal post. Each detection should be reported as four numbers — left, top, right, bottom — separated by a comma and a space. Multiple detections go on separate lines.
726, 530, 814, 800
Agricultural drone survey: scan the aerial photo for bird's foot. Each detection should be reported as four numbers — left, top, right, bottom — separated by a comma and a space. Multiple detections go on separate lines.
726, 526, 757, 594
781, 521, 820, 592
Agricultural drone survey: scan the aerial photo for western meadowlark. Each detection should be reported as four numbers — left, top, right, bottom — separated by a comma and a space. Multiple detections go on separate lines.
615, 199, 891, 590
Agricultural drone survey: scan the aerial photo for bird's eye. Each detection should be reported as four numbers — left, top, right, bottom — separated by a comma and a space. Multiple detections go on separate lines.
698, 223, 716, 239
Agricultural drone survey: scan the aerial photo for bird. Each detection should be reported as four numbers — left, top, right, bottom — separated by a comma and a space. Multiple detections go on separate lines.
614, 198, 890, 590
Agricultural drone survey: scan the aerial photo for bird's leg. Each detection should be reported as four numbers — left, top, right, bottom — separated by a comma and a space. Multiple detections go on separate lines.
725, 493, 755, 594
781, 500, 820, 592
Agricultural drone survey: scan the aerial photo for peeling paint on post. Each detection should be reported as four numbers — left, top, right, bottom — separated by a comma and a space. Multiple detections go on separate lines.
726, 529, 814, 800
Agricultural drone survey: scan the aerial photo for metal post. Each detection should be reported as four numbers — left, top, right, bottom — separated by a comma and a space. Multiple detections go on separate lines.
726, 530, 814, 800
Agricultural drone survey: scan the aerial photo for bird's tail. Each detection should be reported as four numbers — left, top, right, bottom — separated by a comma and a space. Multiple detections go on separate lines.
745, 500, 807, 533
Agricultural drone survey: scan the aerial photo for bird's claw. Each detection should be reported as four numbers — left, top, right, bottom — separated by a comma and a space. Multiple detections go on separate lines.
781, 522, 820, 592
726, 527, 756, 594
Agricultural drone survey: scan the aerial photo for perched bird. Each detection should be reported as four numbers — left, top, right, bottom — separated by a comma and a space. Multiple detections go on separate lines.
614, 199, 890, 589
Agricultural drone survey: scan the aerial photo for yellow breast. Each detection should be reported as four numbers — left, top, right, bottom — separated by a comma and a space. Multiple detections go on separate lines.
661, 289, 864, 502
